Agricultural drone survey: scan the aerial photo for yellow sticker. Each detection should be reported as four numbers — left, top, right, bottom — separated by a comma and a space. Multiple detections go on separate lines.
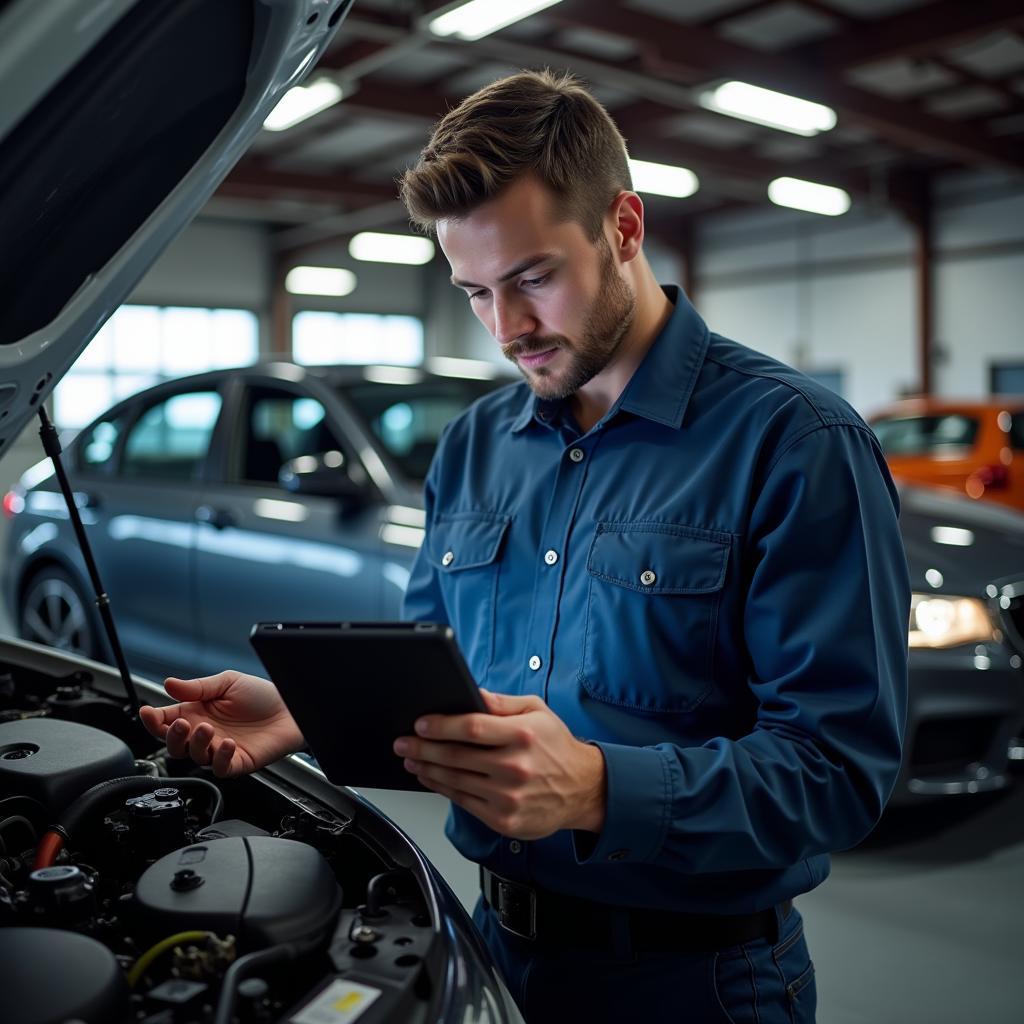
289, 979, 382, 1024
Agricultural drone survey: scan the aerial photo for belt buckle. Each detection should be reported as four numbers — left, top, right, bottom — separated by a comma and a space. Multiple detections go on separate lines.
496, 878, 537, 940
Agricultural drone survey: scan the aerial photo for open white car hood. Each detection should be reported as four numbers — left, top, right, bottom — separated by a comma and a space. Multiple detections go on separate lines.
0, 0, 351, 451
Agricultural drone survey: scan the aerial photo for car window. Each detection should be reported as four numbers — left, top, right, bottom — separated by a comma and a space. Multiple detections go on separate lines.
120, 390, 222, 480
871, 414, 980, 456
342, 380, 495, 480
1009, 414, 1024, 451
238, 388, 343, 486
76, 416, 124, 473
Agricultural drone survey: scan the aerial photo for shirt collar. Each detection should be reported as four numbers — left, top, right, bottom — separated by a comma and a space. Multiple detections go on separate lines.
509, 285, 709, 434
616, 285, 709, 430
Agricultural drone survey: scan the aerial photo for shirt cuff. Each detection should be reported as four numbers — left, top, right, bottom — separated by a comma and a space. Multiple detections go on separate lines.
571, 741, 670, 865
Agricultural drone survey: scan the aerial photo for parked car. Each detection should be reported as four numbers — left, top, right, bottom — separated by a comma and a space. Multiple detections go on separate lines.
870, 398, 1024, 514
0, 2, 522, 1023
6, 365, 1024, 806
3, 363, 497, 682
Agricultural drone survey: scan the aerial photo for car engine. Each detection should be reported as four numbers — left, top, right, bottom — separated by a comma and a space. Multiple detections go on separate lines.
0, 657, 453, 1024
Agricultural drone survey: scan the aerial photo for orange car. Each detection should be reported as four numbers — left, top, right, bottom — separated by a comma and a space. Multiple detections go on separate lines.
869, 398, 1024, 513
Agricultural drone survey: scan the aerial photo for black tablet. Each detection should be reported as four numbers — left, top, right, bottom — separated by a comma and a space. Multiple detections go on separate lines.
249, 621, 487, 791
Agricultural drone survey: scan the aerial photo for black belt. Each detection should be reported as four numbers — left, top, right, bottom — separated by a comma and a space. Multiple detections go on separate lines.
481, 867, 792, 952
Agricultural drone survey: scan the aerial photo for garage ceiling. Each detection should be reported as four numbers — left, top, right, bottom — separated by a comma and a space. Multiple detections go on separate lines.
209, 0, 1024, 259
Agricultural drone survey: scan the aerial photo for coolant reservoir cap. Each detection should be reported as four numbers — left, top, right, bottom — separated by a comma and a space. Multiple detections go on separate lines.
30, 865, 81, 883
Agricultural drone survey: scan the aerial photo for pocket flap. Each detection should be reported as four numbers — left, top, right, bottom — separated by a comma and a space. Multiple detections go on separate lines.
587, 523, 730, 594
433, 512, 510, 571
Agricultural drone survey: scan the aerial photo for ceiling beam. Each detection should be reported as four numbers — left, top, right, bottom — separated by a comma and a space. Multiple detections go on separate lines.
273, 199, 410, 257
796, 0, 1024, 70
306, 79, 872, 199
551, 0, 1024, 171
217, 162, 397, 206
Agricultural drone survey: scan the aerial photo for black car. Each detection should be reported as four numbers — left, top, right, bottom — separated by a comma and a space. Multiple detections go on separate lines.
0, 3, 522, 1022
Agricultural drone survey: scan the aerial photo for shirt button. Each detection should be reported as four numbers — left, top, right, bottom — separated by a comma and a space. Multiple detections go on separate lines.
640, 569, 657, 586
544, 549, 559, 565
569, 448, 584, 463
509, 840, 522, 854
528, 655, 542, 671
442, 551, 455, 567
607, 849, 629, 861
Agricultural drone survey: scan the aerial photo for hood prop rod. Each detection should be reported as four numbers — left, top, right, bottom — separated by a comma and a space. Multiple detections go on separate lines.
38, 407, 141, 718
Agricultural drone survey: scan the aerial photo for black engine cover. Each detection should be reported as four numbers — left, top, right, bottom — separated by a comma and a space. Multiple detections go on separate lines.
134, 836, 342, 951
0, 927, 130, 1024
0, 717, 135, 812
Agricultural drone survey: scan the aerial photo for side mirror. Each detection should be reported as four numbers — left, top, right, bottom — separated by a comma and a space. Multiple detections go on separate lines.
278, 451, 365, 503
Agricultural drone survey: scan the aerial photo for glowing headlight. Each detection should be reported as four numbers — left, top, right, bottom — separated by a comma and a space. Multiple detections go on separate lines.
908, 593, 995, 649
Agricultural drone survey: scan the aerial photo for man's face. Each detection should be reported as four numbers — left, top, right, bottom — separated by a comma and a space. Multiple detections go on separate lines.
437, 175, 636, 400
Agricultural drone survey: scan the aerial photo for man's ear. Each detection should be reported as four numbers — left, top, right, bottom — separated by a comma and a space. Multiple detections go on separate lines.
609, 191, 644, 264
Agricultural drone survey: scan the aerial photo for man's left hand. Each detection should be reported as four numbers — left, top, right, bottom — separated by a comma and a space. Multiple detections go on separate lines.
393, 689, 606, 840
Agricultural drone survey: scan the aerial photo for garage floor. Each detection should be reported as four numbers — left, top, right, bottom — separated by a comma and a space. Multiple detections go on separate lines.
367, 782, 1024, 1024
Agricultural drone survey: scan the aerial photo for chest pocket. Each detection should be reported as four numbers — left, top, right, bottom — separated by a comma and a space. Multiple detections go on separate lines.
432, 511, 510, 680
580, 522, 730, 713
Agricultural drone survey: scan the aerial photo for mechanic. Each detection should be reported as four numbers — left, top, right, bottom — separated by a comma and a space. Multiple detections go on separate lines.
142, 70, 909, 1024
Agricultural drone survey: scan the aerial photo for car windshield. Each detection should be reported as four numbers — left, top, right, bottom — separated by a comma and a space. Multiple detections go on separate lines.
871, 414, 980, 456
341, 377, 503, 480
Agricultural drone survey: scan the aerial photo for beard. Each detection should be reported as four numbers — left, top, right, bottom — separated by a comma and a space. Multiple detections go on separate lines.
502, 240, 636, 401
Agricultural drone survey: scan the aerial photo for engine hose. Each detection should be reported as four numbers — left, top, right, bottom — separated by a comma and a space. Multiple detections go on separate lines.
212, 943, 300, 1024
127, 930, 214, 988
33, 775, 224, 869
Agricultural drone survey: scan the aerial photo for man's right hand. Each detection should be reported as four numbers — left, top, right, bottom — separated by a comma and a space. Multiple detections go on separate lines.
139, 671, 306, 778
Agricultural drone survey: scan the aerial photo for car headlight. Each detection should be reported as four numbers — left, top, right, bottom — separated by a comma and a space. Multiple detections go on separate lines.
909, 593, 995, 649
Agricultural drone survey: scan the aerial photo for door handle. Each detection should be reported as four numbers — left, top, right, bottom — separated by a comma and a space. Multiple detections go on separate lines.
195, 505, 235, 530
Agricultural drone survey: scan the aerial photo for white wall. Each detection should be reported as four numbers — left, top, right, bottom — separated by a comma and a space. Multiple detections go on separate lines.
128, 220, 271, 311
695, 171, 1024, 418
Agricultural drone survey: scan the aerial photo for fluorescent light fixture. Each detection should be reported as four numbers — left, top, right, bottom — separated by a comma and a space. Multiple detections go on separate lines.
427, 0, 562, 41
699, 81, 836, 137
264, 78, 343, 132
349, 232, 436, 266
363, 366, 425, 385
426, 356, 501, 380
768, 177, 850, 217
628, 159, 699, 199
285, 267, 357, 297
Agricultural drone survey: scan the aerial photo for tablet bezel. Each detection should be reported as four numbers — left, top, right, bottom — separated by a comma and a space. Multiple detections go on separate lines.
249, 621, 487, 791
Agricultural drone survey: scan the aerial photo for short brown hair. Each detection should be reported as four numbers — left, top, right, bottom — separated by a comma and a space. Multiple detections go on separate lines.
399, 69, 632, 241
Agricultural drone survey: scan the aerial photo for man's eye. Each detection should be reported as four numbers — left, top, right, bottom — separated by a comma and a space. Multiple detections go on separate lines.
469, 290, 488, 300
522, 273, 549, 288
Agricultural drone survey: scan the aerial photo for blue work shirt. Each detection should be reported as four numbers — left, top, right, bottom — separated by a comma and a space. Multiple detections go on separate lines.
403, 286, 909, 915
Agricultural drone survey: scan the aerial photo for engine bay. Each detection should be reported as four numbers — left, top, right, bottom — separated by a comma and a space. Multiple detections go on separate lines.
0, 646, 460, 1024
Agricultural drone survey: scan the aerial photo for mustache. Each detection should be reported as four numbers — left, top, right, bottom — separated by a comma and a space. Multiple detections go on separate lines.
502, 337, 563, 361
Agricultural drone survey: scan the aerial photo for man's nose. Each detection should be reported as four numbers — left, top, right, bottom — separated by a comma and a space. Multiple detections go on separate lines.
492, 295, 535, 346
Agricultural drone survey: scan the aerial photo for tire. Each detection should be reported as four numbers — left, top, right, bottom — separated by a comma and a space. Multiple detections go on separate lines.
19, 566, 101, 661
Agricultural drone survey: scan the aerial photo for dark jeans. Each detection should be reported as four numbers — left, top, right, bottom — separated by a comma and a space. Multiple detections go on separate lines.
473, 896, 817, 1024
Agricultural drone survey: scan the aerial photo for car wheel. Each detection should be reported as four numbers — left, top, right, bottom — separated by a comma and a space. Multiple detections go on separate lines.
19, 567, 100, 660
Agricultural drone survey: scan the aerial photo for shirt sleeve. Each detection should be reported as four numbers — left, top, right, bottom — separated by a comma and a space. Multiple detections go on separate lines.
577, 422, 910, 872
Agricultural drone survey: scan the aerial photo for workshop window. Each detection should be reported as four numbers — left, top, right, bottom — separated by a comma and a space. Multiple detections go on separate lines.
292, 311, 423, 367
53, 305, 259, 430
